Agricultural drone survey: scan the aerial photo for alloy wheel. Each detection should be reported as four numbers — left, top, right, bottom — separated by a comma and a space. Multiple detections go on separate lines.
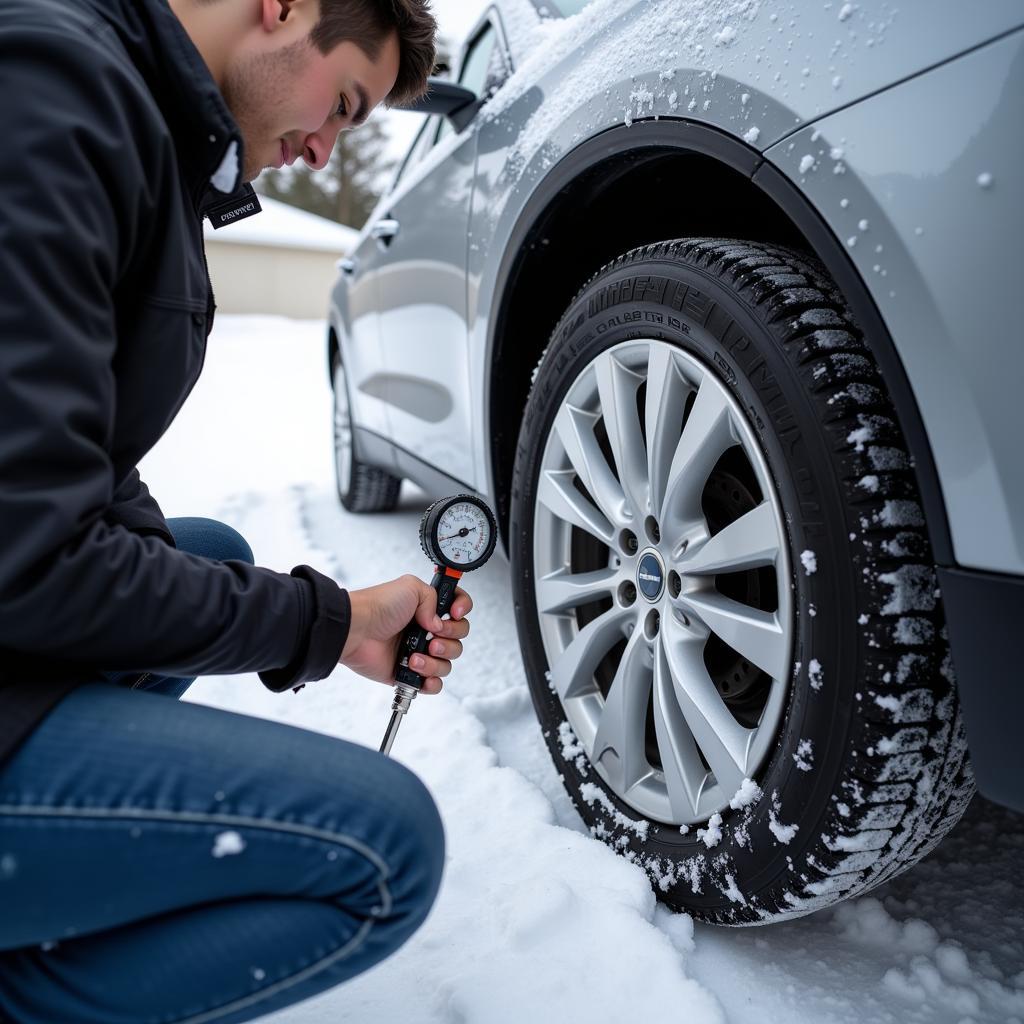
532, 339, 793, 825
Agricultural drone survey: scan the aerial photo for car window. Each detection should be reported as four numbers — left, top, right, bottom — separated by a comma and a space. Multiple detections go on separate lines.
550, 0, 594, 13
392, 115, 437, 189
460, 24, 501, 99
436, 21, 507, 146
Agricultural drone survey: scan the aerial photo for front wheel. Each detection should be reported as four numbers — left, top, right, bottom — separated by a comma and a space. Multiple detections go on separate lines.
510, 239, 974, 924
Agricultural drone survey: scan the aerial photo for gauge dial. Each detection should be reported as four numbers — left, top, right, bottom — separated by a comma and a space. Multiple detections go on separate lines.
422, 495, 496, 571
435, 502, 491, 566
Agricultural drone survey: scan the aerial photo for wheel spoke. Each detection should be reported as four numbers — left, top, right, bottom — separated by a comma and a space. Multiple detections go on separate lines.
553, 401, 626, 526
592, 627, 652, 795
659, 376, 737, 535
679, 501, 780, 576
548, 604, 631, 701
536, 567, 618, 615
652, 637, 708, 819
645, 346, 691, 517
594, 351, 648, 519
537, 468, 615, 545
661, 625, 751, 798
679, 590, 789, 681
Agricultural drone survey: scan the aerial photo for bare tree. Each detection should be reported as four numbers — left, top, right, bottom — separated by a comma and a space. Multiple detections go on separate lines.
257, 117, 394, 229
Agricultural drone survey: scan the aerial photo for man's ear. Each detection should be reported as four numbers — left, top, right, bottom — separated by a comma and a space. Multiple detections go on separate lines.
260, 0, 307, 31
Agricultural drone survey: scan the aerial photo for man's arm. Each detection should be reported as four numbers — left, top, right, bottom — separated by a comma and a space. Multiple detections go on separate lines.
0, 30, 344, 687
106, 470, 176, 547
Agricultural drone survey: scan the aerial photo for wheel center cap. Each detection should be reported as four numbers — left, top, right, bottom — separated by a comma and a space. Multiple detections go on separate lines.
636, 550, 665, 601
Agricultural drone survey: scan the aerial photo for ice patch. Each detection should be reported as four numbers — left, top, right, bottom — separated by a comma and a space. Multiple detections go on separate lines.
878, 565, 937, 615
800, 549, 817, 575
894, 617, 935, 645
879, 500, 924, 528
869, 446, 910, 471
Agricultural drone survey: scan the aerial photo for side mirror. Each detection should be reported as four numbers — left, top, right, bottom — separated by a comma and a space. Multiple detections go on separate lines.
398, 77, 480, 133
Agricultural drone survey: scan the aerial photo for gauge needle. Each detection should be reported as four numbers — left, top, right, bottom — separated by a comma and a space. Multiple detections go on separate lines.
440, 527, 477, 541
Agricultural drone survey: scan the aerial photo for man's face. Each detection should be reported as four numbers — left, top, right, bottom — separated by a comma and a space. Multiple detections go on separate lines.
222, 20, 400, 182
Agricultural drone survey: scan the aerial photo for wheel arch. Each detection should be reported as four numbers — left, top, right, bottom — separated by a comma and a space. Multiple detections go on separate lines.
485, 118, 953, 566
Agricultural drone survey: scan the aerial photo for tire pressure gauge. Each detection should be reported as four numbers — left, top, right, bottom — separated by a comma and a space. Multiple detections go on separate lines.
380, 495, 497, 755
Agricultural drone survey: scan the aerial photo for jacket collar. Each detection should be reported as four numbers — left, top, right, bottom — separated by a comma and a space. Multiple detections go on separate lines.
79, 0, 248, 208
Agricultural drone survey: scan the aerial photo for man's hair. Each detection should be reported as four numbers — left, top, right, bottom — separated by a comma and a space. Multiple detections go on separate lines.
310, 0, 436, 107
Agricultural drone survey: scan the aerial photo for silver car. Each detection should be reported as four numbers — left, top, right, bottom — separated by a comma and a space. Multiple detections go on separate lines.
327, 0, 1024, 924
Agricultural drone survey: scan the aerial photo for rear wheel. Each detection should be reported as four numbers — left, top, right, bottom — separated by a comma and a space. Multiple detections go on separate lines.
332, 352, 401, 513
510, 239, 974, 924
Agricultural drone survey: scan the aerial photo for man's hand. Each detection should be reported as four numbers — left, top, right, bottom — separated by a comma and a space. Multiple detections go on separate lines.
340, 575, 473, 694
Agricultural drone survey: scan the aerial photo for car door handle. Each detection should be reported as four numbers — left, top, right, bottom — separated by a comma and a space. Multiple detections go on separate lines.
336, 257, 357, 275
371, 218, 400, 244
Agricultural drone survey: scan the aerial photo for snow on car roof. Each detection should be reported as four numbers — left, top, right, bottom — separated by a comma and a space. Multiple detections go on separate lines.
202, 195, 359, 254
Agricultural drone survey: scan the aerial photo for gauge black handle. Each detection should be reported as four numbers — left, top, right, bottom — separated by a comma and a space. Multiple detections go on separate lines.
394, 567, 461, 689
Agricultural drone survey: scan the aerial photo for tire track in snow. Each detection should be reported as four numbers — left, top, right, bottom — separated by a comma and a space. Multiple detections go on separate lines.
193, 483, 724, 1024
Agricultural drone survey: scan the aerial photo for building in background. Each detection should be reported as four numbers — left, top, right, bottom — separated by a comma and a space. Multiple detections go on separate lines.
203, 197, 358, 319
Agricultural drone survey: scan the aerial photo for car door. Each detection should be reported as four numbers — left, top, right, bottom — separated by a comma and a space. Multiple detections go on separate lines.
373, 11, 511, 488
335, 117, 436, 442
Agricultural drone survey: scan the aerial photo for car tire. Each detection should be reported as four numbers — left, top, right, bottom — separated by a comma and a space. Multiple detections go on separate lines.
331, 351, 402, 513
509, 238, 975, 924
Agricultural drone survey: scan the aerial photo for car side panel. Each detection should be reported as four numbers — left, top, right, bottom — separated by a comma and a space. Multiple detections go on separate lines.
470, 0, 1023, 501
764, 29, 1024, 574
377, 130, 479, 487
330, 227, 391, 438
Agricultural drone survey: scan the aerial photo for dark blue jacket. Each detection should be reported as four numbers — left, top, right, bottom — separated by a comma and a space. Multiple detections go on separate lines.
0, 0, 350, 765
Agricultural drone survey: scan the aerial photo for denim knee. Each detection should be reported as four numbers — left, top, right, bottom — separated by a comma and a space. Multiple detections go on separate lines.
374, 758, 445, 926
166, 517, 254, 565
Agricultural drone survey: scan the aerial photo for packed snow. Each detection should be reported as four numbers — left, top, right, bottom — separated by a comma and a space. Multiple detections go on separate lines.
131, 316, 1024, 1023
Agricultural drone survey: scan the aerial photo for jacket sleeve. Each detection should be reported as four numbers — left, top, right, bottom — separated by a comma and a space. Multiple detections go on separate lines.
0, 32, 348, 685
105, 470, 176, 547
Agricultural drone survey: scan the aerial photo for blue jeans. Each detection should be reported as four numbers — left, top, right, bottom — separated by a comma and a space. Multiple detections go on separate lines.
0, 519, 445, 1024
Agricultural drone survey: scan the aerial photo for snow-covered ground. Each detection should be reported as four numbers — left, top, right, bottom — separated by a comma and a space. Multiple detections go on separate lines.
140, 316, 1024, 1024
